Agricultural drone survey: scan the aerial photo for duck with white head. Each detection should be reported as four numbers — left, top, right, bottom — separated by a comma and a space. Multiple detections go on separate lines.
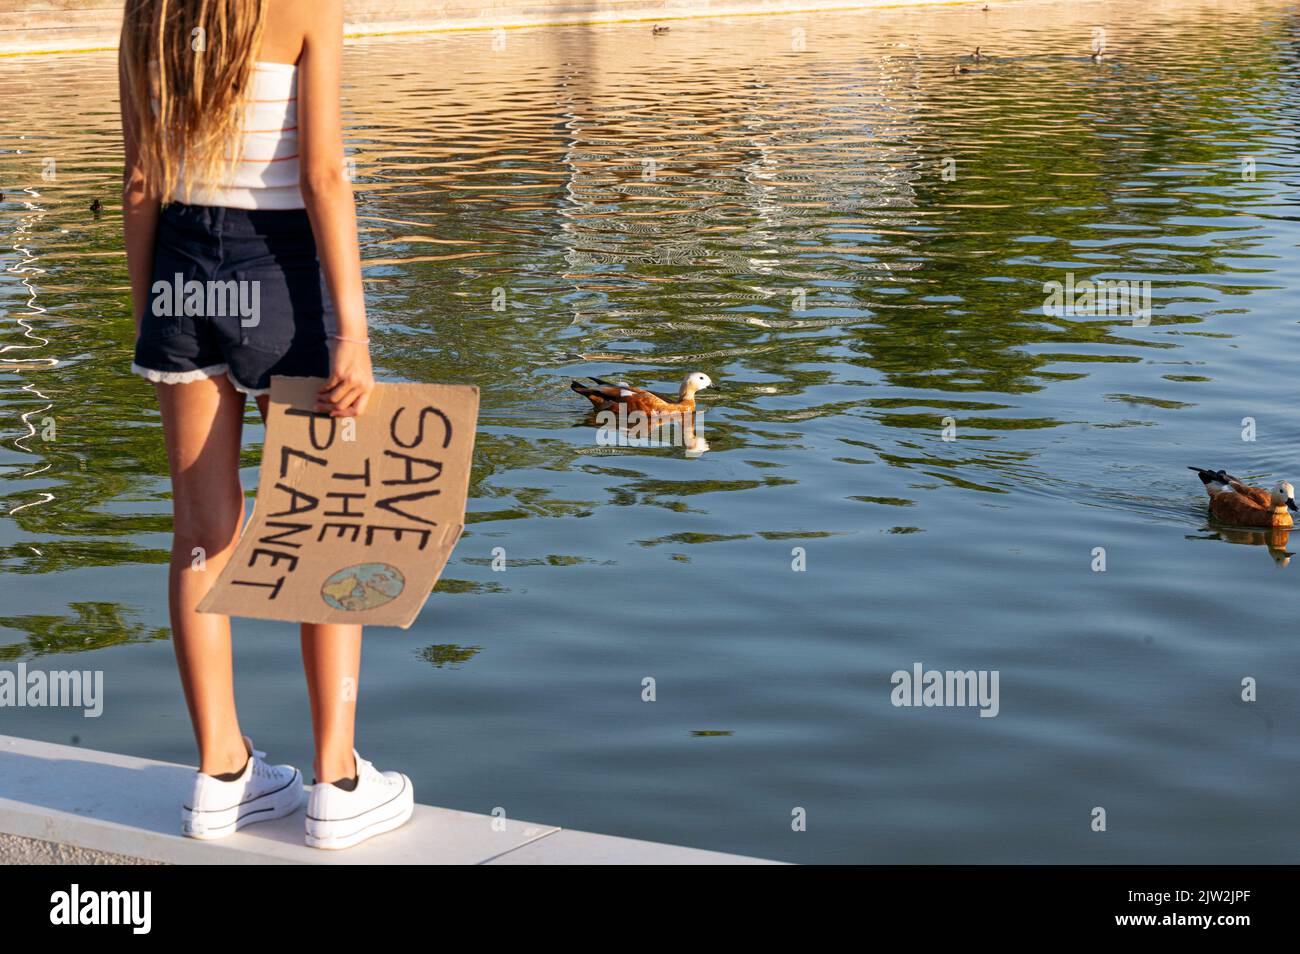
571, 371, 715, 416
1190, 467, 1297, 529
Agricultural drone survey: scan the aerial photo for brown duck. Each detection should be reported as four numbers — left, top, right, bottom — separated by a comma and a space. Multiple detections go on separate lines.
571, 372, 714, 417
1190, 467, 1296, 529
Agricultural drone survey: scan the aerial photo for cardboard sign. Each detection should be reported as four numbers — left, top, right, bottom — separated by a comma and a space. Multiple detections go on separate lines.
198, 377, 479, 629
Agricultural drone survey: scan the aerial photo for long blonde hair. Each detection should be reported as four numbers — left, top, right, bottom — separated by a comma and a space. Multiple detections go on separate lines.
120, 0, 266, 202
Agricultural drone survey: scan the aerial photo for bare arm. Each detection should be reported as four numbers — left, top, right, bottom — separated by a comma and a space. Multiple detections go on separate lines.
119, 50, 159, 335
298, 1, 374, 416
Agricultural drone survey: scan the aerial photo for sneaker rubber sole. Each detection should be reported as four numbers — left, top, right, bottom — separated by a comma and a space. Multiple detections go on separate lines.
305, 776, 415, 850
182, 770, 304, 840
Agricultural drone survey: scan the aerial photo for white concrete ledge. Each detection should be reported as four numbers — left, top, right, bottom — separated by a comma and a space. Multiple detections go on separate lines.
0, 735, 780, 864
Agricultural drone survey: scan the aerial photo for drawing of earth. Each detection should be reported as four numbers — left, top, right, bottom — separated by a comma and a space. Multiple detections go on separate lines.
320, 563, 406, 611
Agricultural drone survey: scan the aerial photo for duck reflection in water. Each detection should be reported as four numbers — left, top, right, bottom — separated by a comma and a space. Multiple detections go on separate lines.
1200, 524, 1293, 567
583, 403, 710, 458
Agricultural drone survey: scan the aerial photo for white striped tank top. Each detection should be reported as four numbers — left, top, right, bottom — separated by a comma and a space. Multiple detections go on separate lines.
172, 61, 304, 210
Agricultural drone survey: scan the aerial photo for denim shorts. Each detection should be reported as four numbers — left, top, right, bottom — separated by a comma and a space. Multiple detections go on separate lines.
132, 203, 333, 397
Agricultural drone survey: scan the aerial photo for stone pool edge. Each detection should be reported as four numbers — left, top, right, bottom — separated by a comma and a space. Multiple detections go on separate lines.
1, 0, 1004, 57
0, 734, 783, 865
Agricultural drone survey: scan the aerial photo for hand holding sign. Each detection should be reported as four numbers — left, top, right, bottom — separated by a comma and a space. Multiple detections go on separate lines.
198, 377, 479, 629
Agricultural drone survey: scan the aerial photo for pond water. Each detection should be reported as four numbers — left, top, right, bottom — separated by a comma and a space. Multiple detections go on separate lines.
2, 0, 1299, 862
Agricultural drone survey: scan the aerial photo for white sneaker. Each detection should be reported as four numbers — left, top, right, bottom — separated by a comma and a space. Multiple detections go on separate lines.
181, 736, 304, 840
305, 750, 414, 850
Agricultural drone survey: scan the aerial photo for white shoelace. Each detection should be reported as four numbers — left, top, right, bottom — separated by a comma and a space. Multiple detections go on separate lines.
358, 758, 397, 789
250, 748, 277, 780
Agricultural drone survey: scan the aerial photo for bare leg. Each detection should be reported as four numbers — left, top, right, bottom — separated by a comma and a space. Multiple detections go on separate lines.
157, 375, 249, 777
301, 624, 361, 783
252, 395, 361, 785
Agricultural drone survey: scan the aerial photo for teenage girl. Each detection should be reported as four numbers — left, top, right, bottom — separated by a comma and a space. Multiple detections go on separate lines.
119, 0, 412, 849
